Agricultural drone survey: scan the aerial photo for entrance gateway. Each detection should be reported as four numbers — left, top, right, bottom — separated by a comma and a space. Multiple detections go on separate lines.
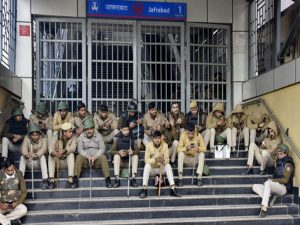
34, 0, 231, 116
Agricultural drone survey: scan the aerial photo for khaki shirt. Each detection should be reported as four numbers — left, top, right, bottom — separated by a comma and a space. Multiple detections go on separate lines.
49, 133, 77, 155
93, 112, 117, 136
206, 113, 227, 133
145, 141, 169, 168
21, 135, 48, 158
73, 111, 92, 129
29, 113, 53, 131
52, 112, 74, 131
227, 114, 248, 129
262, 135, 282, 159
177, 131, 206, 157
142, 111, 165, 137
77, 131, 105, 159
164, 112, 185, 141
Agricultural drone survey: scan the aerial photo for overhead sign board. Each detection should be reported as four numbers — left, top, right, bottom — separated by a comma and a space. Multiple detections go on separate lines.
87, 0, 187, 21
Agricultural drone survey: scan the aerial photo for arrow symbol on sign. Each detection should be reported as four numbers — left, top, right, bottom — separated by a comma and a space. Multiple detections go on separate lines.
91, 1, 99, 11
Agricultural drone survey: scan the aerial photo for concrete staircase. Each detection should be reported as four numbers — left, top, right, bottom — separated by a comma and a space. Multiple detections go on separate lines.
8, 149, 300, 225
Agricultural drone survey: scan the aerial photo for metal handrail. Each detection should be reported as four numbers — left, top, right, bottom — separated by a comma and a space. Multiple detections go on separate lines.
242, 97, 300, 159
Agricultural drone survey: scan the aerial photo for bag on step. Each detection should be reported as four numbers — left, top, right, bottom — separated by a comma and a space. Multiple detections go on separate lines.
214, 145, 231, 159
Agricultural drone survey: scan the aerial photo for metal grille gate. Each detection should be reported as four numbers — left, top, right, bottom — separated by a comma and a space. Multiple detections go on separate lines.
36, 18, 86, 113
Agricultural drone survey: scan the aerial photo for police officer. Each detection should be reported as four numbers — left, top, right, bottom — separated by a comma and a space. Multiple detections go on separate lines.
252, 144, 294, 217
73, 102, 92, 137
53, 102, 74, 136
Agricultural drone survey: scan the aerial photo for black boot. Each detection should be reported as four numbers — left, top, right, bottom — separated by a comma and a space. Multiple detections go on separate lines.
170, 188, 181, 197
11, 219, 21, 225
197, 179, 203, 187
258, 209, 267, 217
42, 179, 49, 190
139, 188, 148, 198
130, 178, 138, 187
72, 176, 79, 189
269, 195, 277, 207
259, 169, 266, 175
48, 178, 55, 189
106, 177, 112, 188
113, 178, 120, 188
242, 167, 253, 175
177, 179, 183, 187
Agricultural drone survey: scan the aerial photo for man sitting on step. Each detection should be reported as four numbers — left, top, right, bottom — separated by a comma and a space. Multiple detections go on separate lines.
73, 102, 92, 137
73, 118, 112, 188
0, 159, 27, 225
111, 122, 139, 188
252, 144, 294, 217
19, 125, 49, 190
48, 122, 77, 189
177, 123, 206, 187
243, 121, 281, 175
139, 131, 180, 198
247, 111, 270, 146
52, 102, 74, 137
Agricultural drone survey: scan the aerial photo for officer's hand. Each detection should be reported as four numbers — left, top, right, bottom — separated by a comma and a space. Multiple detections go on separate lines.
136, 119, 142, 124
127, 149, 133, 156
50, 152, 57, 157
233, 122, 239, 127
0, 203, 8, 210
77, 128, 83, 135
165, 120, 171, 128
89, 157, 95, 166
11, 202, 17, 209
156, 125, 161, 131
129, 122, 136, 129
25, 154, 30, 159
32, 155, 39, 160
259, 122, 265, 128
176, 118, 182, 124
119, 150, 127, 157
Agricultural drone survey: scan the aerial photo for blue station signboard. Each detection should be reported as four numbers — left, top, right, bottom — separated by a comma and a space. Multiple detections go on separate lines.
87, 0, 187, 21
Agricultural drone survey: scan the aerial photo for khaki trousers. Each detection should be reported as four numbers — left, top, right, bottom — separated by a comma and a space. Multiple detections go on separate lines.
142, 134, 152, 147
0, 204, 27, 224
19, 155, 48, 180
46, 129, 53, 149
142, 163, 175, 187
202, 130, 210, 148
113, 154, 139, 177
247, 143, 275, 170
102, 129, 119, 144
48, 153, 75, 178
204, 128, 232, 151
74, 154, 110, 178
177, 152, 205, 179
252, 180, 287, 207
169, 140, 179, 163
1, 137, 21, 158
250, 129, 268, 145
231, 127, 249, 148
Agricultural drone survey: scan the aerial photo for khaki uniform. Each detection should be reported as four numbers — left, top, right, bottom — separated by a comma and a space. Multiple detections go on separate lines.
74, 131, 110, 178
73, 111, 92, 136
247, 112, 270, 145
0, 170, 27, 224
48, 133, 77, 179
164, 112, 185, 163
247, 121, 281, 171
227, 105, 250, 150
19, 135, 48, 180
94, 112, 118, 144
204, 103, 231, 151
52, 112, 74, 133
177, 131, 206, 179
142, 111, 165, 146
111, 136, 139, 178
253, 159, 294, 208
29, 112, 53, 147
142, 141, 175, 187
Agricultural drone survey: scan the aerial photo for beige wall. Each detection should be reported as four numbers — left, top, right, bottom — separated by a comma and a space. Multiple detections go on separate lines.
260, 83, 300, 191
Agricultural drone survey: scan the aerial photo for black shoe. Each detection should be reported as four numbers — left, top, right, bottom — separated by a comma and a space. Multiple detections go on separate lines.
231, 151, 237, 158
170, 161, 176, 168
42, 179, 49, 190
139, 189, 148, 198
259, 170, 266, 175
11, 219, 21, 225
170, 188, 181, 197
242, 168, 253, 175
72, 176, 79, 189
177, 179, 183, 187
49, 181, 55, 189
197, 179, 203, 187
269, 195, 277, 207
106, 177, 112, 188
113, 179, 120, 188
65, 181, 73, 189
258, 209, 267, 218
130, 178, 138, 187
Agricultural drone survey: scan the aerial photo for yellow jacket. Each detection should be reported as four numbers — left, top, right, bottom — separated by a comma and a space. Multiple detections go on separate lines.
53, 112, 74, 131
145, 141, 169, 168
177, 131, 206, 157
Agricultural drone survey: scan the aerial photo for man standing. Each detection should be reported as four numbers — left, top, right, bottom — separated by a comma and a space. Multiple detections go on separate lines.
164, 102, 185, 166
243, 121, 281, 175
111, 122, 139, 188
0, 159, 27, 225
227, 104, 250, 152
29, 102, 53, 147
177, 123, 206, 187
139, 131, 180, 198
94, 104, 118, 144
204, 103, 232, 156
48, 122, 76, 189
53, 102, 74, 135
19, 125, 49, 190
73, 102, 92, 137
142, 102, 165, 146
73, 118, 112, 188
252, 144, 294, 217
118, 101, 144, 148
2, 108, 29, 161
